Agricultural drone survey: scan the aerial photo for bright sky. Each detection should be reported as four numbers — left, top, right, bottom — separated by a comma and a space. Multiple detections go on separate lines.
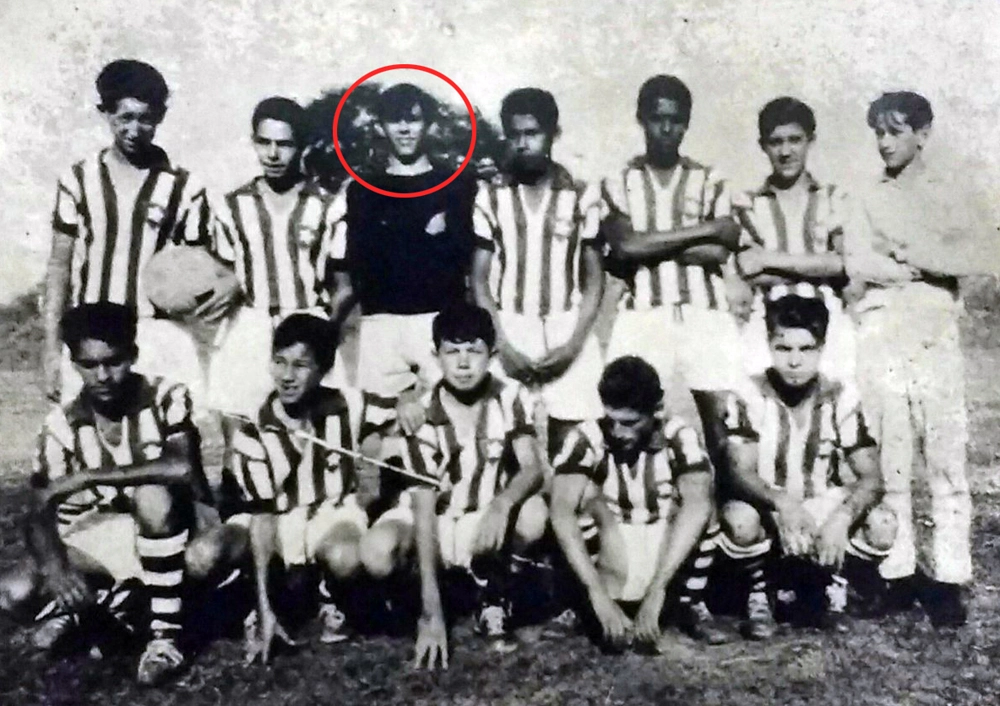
1, 0, 998, 302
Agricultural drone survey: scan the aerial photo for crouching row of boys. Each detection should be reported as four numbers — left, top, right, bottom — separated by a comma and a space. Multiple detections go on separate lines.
0, 295, 897, 685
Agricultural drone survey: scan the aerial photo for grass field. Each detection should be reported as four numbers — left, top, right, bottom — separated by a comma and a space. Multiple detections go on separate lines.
2, 285, 999, 705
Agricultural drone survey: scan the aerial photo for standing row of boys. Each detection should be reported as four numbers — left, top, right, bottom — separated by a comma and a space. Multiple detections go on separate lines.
1, 59, 994, 686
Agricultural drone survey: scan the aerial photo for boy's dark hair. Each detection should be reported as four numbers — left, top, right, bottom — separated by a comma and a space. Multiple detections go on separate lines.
758, 96, 816, 140
61, 302, 138, 360
500, 88, 560, 135
272, 313, 338, 375
599, 356, 664, 415
252, 96, 306, 144
376, 83, 437, 123
866, 91, 934, 131
765, 295, 830, 342
636, 75, 692, 124
96, 60, 169, 121
432, 303, 496, 349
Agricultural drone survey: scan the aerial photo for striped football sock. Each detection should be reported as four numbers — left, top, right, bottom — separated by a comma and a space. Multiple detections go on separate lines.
137, 529, 189, 637
678, 526, 720, 606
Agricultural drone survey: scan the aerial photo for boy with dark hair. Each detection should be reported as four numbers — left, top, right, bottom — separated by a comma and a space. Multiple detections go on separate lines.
0, 303, 235, 686
44, 60, 234, 405
733, 96, 858, 383
328, 83, 477, 405
718, 295, 896, 639
549, 356, 725, 651
845, 90, 998, 627
471, 87, 605, 451
599, 74, 744, 486
221, 313, 390, 661
210, 95, 344, 420
358, 303, 547, 668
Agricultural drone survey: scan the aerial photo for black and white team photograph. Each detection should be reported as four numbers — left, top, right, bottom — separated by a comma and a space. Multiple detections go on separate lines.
0, 1, 999, 704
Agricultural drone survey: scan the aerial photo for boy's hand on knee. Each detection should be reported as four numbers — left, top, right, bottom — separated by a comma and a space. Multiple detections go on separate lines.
473, 497, 513, 556
42, 561, 92, 611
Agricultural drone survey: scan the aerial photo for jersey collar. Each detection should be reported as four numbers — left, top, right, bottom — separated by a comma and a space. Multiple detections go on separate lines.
757, 171, 822, 197
257, 386, 348, 432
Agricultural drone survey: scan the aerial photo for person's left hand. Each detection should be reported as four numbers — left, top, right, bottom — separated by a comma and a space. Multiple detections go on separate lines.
472, 496, 513, 556
245, 605, 299, 666
737, 249, 767, 278
815, 508, 853, 569
633, 589, 666, 647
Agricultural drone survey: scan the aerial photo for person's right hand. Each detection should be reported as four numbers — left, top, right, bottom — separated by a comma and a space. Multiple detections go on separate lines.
589, 587, 633, 649
245, 604, 299, 666
497, 339, 536, 385
42, 561, 92, 611
414, 612, 449, 670
43, 348, 62, 403
775, 497, 815, 557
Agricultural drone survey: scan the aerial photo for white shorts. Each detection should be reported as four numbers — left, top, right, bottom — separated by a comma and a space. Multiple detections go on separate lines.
60, 317, 205, 405
228, 496, 368, 567
354, 313, 441, 398
601, 520, 669, 603
740, 296, 857, 382
207, 307, 276, 417
495, 310, 603, 421
61, 512, 143, 582
372, 502, 490, 570
606, 305, 742, 393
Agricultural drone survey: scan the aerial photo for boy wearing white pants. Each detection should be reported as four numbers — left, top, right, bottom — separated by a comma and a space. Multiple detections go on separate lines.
718, 295, 897, 639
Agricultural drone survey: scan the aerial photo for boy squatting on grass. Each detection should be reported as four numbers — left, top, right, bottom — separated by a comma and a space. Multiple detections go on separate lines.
549, 355, 724, 652
356, 303, 548, 669
0, 302, 246, 686
716, 294, 898, 640
217, 313, 394, 664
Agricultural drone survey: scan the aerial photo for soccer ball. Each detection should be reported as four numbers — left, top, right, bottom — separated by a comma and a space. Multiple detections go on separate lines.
143, 245, 241, 319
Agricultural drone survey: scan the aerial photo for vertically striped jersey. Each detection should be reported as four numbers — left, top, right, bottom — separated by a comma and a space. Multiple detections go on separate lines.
473, 164, 603, 317
723, 371, 876, 500
31, 374, 199, 528
553, 416, 711, 525
222, 387, 393, 514
51, 148, 218, 318
216, 177, 343, 317
601, 156, 731, 311
391, 377, 535, 517
732, 174, 848, 303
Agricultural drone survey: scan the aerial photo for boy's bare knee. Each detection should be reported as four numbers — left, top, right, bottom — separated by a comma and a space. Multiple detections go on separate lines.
318, 538, 361, 580
513, 495, 548, 546
862, 504, 898, 552
721, 501, 766, 547
359, 525, 404, 580
132, 485, 181, 535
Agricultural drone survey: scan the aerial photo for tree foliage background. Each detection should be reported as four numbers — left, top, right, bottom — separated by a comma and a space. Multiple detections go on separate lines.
301, 81, 506, 190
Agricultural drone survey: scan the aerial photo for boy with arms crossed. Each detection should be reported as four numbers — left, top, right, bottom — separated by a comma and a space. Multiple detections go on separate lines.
0, 303, 240, 686
599, 75, 744, 467
846, 91, 998, 626
549, 356, 724, 651
734, 97, 857, 382
358, 304, 548, 668
220, 314, 389, 662
718, 295, 897, 639
471, 87, 605, 441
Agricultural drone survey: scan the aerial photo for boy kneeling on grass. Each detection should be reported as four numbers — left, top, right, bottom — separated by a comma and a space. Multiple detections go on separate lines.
0, 302, 244, 686
357, 303, 548, 669
549, 355, 726, 653
717, 294, 897, 639
220, 313, 391, 664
